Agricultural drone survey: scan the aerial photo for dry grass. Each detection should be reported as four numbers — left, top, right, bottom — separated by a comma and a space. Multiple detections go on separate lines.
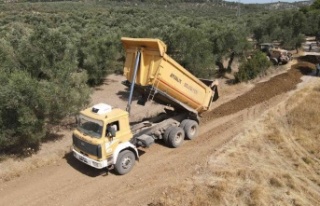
0, 147, 68, 182
153, 81, 320, 205
0, 130, 71, 182
286, 88, 320, 160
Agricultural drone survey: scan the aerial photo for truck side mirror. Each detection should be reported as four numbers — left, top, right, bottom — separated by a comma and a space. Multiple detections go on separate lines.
110, 126, 116, 137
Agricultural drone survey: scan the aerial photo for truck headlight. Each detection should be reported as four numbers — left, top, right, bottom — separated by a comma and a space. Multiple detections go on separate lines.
92, 162, 101, 168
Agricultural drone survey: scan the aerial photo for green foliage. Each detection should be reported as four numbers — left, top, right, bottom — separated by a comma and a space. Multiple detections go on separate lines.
0, 8, 92, 153
234, 52, 271, 83
164, 26, 215, 78
0, 39, 19, 72
78, 34, 119, 85
0, 1, 315, 154
0, 71, 44, 151
304, 10, 320, 37
252, 10, 309, 49
0, 69, 90, 153
211, 25, 251, 75
311, 0, 320, 10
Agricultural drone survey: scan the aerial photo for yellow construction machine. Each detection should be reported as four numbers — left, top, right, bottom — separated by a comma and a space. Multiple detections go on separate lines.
72, 38, 219, 175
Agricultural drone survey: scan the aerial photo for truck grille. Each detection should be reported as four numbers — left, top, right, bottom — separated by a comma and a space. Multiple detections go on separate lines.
73, 135, 102, 158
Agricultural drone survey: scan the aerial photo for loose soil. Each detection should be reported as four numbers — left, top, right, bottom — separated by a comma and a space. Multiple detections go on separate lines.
202, 67, 303, 122
0, 60, 317, 206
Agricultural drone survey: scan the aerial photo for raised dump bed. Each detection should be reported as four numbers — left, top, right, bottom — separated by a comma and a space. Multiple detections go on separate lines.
121, 37, 218, 114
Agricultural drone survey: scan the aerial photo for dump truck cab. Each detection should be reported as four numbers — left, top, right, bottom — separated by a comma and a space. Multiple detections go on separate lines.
72, 103, 138, 174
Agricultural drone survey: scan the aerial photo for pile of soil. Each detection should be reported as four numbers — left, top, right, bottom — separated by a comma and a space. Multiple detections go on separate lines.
202, 68, 304, 123
298, 55, 319, 64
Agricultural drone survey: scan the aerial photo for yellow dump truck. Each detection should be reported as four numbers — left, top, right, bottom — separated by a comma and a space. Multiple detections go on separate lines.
72, 38, 219, 175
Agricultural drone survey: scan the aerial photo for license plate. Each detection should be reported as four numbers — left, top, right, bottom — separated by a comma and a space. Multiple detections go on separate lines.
78, 155, 88, 164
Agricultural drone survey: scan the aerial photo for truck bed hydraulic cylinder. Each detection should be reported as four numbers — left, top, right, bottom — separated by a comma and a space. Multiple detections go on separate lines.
126, 50, 141, 114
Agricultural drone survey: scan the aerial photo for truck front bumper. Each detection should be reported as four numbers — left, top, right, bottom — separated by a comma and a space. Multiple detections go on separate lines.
72, 148, 108, 169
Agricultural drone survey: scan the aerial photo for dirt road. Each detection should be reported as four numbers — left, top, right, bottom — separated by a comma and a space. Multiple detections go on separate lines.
0, 66, 309, 206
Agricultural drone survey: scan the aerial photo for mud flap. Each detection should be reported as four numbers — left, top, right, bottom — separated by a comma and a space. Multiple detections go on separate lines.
137, 94, 147, 106
212, 85, 219, 101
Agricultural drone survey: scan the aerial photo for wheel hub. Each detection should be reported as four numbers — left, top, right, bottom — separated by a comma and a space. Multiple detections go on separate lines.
122, 157, 132, 169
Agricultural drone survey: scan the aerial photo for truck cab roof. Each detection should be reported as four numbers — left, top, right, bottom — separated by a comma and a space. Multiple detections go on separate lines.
80, 103, 128, 121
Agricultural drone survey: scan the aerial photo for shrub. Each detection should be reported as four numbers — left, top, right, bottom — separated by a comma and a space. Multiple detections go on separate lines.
234, 51, 271, 83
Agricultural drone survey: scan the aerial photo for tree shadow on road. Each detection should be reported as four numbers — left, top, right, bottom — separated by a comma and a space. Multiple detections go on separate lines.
64, 152, 106, 177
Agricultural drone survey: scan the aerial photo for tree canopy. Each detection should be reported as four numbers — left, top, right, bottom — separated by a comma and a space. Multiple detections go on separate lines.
0, 0, 318, 154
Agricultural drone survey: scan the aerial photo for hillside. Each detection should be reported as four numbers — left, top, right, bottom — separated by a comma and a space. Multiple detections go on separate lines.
1, 0, 319, 155
152, 70, 320, 205
1, 57, 320, 205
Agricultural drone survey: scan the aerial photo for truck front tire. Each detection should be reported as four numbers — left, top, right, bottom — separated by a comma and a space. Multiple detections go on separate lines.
114, 150, 135, 175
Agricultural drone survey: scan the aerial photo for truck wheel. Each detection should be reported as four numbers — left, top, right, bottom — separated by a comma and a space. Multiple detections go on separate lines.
168, 127, 185, 148
184, 120, 199, 140
271, 58, 278, 65
163, 126, 176, 145
179, 119, 189, 129
114, 150, 135, 175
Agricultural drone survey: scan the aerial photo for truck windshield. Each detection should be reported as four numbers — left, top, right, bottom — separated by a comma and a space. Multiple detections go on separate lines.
77, 115, 103, 139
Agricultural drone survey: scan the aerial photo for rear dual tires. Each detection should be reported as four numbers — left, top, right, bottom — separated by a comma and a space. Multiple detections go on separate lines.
163, 120, 199, 148
163, 126, 185, 148
180, 120, 199, 140
168, 127, 185, 148
163, 126, 175, 145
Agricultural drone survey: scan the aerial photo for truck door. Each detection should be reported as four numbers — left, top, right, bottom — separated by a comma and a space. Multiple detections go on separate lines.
106, 121, 119, 137
105, 120, 120, 152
